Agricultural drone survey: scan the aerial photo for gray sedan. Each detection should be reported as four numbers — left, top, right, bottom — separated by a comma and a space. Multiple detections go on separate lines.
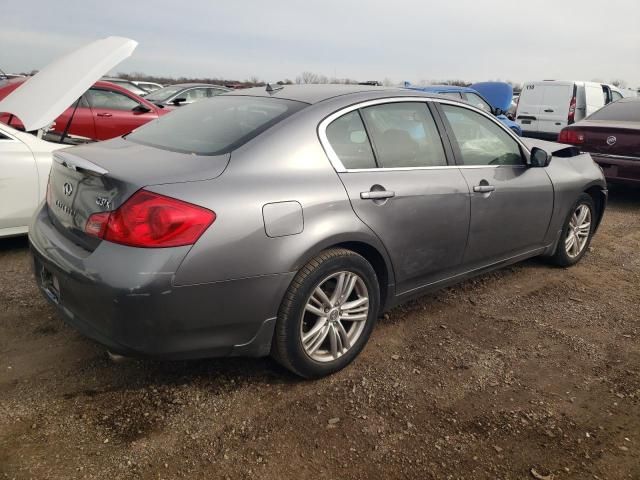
30, 85, 607, 378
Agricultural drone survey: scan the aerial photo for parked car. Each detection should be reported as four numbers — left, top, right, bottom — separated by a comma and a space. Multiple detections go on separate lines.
0, 36, 138, 237
515, 80, 628, 140
31, 85, 607, 378
102, 77, 150, 96
132, 80, 163, 93
405, 83, 522, 135
0, 79, 166, 142
144, 83, 230, 107
558, 97, 640, 184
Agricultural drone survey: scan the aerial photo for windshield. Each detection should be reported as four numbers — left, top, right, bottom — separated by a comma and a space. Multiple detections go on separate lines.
145, 85, 185, 102
126, 95, 308, 155
587, 100, 640, 122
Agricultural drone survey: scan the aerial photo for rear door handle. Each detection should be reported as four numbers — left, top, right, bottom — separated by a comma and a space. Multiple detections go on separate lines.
360, 190, 395, 200
473, 185, 496, 193
544, 109, 554, 113
96, 112, 112, 117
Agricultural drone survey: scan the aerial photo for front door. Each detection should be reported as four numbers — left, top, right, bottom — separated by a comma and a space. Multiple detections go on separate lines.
437, 102, 554, 267
86, 88, 156, 140
322, 100, 470, 294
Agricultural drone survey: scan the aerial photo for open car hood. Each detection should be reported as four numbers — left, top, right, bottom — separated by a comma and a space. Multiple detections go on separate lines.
0, 36, 137, 131
470, 82, 513, 112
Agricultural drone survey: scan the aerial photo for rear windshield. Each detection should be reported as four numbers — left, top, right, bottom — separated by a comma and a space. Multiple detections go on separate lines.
587, 100, 640, 122
126, 96, 307, 155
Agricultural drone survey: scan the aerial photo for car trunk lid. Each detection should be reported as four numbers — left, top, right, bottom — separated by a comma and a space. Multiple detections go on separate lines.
570, 121, 640, 158
47, 139, 230, 250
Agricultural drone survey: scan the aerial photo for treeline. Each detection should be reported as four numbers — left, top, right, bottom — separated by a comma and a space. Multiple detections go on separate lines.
115, 71, 513, 89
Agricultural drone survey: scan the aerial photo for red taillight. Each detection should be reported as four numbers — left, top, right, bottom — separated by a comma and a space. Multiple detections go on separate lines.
85, 190, 215, 248
568, 96, 577, 124
558, 128, 584, 144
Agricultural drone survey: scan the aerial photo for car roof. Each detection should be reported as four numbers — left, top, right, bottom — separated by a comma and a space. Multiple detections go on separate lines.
168, 83, 229, 89
408, 85, 474, 94
225, 84, 417, 104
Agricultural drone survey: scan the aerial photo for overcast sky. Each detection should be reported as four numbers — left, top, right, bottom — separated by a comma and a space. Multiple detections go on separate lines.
2, 0, 639, 87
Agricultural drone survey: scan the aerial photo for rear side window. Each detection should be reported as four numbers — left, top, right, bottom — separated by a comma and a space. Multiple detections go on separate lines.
127, 96, 307, 155
463, 92, 492, 112
361, 102, 447, 168
588, 100, 640, 122
325, 111, 376, 169
442, 104, 523, 166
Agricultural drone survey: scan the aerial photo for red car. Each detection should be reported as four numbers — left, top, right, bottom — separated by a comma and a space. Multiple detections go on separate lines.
559, 97, 640, 184
0, 78, 167, 142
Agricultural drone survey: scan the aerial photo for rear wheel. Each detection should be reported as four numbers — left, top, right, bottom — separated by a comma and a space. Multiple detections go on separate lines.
272, 248, 380, 378
550, 193, 595, 267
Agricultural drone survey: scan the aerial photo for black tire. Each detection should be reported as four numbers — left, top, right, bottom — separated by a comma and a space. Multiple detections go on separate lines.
271, 248, 380, 378
550, 193, 596, 267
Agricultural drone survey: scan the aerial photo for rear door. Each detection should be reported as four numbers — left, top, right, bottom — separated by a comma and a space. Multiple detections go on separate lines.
321, 99, 470, 294
436, 102, 554, 267
537, 83, 573, 135
50, 96, 97, 141
86, 88, 157, 140
515, 83, 544, 133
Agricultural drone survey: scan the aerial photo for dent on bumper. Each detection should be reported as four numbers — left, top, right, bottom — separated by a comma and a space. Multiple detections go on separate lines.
29, 205, 294, 359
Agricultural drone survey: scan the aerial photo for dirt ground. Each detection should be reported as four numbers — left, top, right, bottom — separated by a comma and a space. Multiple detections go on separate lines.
1, 184, 639, 480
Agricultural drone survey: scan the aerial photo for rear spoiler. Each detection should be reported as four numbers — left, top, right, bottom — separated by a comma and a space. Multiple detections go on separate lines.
53, 152, 108, 176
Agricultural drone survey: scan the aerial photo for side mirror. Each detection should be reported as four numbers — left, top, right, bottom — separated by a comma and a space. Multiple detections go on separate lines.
172, 97, 187, 105
530, 147, 552, 168
132, 104, 151, 113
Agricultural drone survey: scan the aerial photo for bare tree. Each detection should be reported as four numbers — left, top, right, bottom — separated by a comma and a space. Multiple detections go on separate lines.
610, 79, 627, 89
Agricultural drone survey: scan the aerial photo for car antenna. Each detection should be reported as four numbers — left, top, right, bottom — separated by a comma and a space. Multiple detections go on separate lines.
265, 83, 284, 94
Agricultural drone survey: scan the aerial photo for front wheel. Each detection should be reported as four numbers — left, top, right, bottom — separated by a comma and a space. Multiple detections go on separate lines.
550, 193, 595, 267
271, 248, 380, 378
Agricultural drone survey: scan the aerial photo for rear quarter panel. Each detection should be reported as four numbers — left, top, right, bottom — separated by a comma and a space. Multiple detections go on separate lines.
147, 99, 394, 289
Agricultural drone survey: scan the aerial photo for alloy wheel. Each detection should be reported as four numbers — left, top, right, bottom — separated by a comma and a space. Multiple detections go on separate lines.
565, 204, 591, 258
300, 271, 369, 363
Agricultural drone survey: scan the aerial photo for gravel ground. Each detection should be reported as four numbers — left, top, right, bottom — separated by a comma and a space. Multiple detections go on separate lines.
1, 184, 639, 480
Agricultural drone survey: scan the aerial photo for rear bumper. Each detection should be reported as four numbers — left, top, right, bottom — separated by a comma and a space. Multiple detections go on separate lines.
29, 204, 294, 359
591, 154, 640, 184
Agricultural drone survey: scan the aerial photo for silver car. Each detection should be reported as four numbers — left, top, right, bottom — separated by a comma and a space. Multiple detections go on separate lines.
30, 85, 607, 378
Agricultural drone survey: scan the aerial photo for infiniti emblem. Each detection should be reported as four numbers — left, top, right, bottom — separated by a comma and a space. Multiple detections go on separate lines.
63, 182, 73, 196
606, 136, 617, 146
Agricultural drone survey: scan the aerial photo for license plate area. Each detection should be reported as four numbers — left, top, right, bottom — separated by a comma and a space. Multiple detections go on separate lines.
40, 266, 61, 304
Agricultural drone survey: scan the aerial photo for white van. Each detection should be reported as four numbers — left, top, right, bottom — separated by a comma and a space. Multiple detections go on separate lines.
515, 81, 626, 139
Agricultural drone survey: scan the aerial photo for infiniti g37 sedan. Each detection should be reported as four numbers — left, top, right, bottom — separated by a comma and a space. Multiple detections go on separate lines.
30, 85, 607, 378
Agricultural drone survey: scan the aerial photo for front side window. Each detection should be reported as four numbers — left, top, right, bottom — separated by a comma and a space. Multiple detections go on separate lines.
325, 110, 376, 169
87, 89, 140, 111
441, 104, 523, 166
183, 88, 209, 102
127, 96, 307, 155
207, 88, 228, 97
145, 86, 184, 103
361, 102, 447, 168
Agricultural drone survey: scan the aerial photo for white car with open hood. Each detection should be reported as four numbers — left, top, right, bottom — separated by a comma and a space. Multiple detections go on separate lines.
0, 36, 137, 238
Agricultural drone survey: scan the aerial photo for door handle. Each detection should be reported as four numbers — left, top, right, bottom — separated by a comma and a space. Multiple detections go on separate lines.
544, 109, 554, 113
360, 190, 395, 200
96, 112, 112, 117
473, 185, 496, 193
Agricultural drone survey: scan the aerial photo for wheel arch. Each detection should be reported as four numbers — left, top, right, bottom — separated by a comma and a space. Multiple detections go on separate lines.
584, 185, 607, 232
291, 235, 395, 313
